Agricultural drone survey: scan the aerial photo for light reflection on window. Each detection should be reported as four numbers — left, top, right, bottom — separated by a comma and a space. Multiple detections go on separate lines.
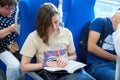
95, 0, 120, 18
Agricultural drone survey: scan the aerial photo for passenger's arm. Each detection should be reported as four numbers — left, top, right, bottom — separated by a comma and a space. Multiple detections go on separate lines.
0, 24, 16, 38
88, 30, 116, 62
21, 55, 58, 72
21, 55, 43, 72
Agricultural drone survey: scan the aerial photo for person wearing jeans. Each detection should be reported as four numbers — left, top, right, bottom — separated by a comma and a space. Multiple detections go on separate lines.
87, 8, 120, 80
0, 0, 20, 80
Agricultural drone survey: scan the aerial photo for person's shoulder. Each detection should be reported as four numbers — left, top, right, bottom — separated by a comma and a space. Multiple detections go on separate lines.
60, 27, 72, 35
11, 10, 16, 17
27, 30, 38, 38
60, 27, 71, 32
91, 17, 105, 23
90, 17, 107, 28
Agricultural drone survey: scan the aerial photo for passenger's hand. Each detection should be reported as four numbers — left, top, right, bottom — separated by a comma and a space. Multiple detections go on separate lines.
9, 24, 16, 32
56, 57, 69, 67
46, 61, 58, 67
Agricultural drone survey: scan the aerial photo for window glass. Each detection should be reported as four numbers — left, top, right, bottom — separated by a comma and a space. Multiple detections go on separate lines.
95, 0, 120, 18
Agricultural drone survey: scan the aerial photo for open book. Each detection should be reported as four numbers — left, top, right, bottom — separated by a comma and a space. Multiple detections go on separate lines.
44, 60, 86, 73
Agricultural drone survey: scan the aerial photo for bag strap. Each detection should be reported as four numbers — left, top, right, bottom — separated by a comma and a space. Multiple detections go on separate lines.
79, 21, 91, 63
98, 18, 109, 47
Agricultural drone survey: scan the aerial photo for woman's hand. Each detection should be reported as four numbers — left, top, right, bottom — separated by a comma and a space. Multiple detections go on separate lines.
9, 24, 16, 32
0, 24, 17, 38
46, 57, 69, 68
56, 57, 69, 67
46, 61, 58, 67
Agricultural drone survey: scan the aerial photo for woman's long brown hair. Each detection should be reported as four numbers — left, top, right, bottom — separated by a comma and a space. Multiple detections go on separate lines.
36, 3, 58, 45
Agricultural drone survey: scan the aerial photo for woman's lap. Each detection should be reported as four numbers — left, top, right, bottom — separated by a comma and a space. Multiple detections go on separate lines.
59, 69, 95, 80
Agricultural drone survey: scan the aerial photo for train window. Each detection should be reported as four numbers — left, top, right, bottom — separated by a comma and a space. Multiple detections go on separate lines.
95, 0, 120, 18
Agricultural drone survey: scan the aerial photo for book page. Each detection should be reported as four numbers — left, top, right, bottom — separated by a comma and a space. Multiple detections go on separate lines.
44, 60, 86, 73
64, 60, 86, 73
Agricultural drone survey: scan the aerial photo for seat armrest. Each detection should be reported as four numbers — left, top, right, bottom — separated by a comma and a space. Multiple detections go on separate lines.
25, 72, 44, 80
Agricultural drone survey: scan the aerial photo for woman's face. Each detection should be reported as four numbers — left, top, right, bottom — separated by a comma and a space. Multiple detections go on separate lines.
0, 5, 15, 17
48, 14, 59, 36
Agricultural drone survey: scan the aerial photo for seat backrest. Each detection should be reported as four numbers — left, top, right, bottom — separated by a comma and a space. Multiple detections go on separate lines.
62, 0, 96, 61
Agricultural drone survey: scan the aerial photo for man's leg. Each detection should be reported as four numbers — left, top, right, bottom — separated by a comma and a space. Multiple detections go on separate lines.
87, 62, 115, 80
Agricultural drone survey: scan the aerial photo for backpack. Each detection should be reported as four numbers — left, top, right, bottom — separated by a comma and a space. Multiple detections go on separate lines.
79, 18, 109, 63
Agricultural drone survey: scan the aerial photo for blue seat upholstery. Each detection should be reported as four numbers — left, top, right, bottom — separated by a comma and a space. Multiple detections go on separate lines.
18, 0, 59, 80
62, 0, 96, 61
62, 0, 96, 79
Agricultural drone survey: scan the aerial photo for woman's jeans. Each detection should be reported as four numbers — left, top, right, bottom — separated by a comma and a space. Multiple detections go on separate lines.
0, 51, 20, 80
87, 62, 115, 80
58, 69, 96, 80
